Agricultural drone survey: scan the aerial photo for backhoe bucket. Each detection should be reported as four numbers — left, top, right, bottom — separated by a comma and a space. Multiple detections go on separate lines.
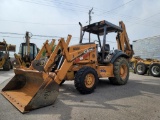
1, 69, 59, 113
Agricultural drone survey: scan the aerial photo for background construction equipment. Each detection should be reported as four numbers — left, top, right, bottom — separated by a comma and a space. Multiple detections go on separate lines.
0, 39, 16, 70
13, 32, 39, 68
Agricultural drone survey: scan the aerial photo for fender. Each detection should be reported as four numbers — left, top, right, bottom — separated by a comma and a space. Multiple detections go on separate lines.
110, 50, 129, 63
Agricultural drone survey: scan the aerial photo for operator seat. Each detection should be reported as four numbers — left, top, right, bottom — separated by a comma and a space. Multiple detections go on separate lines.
98, 44, 110, 63
102, 44, 110, 56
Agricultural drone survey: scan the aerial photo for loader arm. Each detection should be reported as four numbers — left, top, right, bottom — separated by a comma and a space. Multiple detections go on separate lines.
32, 39, 55, 61
32, 35, 96, 84
29, 35, 71, 71
44, 35, 96, 84
44, 35, 72, 72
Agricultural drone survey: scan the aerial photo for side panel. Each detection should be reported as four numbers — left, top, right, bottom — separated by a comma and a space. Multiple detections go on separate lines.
69, 43, 97, 64
67, 63, 114, 79
97, 64, 114, 77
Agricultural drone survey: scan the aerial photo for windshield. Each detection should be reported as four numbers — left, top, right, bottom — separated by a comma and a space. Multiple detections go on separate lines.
19, 44, 34, 60
19, 43, 38, 61
0, 51, 4, 57
0, 46, 6, 57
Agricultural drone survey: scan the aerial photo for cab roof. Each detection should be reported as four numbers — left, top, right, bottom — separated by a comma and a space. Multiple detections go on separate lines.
82, 20, 122, 35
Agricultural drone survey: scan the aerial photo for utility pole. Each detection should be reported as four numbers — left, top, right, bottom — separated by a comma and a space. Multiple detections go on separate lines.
25, 31, 30, 57
89, 7, 93, 42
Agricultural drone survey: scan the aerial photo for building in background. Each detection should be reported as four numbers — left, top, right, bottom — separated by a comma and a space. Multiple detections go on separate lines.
133, 35, 160, 60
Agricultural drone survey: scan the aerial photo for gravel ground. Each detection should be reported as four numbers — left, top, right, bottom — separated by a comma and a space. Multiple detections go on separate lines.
0, 70, 160, 120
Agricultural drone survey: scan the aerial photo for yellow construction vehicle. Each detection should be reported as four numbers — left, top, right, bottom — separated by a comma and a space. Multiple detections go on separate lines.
1, 20, 133, 113
0, 39, 16, 70
130, 57, 160, 77
12, 32, 39, 68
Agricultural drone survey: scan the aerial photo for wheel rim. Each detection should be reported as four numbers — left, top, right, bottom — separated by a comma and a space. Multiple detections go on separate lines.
137, 64, 143, 73
151, 66, 160, 75
120, 64, 127, 80
85, 73, 95, 88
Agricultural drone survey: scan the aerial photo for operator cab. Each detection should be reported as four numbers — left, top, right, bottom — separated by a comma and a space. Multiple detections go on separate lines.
79, 20, 123, 64
19, 43, 38, 62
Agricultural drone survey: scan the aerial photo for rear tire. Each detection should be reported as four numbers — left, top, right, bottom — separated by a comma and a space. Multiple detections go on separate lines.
3, 60, 11, 71
74, 66, 98, 94
109, 57, 129, 85
135, 62, 147, 75
149, 63, 160, 77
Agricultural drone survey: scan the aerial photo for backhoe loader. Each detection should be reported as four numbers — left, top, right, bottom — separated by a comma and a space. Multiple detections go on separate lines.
1, 20, 133, 113
12, 31, 39, 68
0, 39, 16, 70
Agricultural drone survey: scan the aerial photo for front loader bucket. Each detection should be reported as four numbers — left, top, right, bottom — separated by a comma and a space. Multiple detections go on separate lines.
1, 69, 59, 113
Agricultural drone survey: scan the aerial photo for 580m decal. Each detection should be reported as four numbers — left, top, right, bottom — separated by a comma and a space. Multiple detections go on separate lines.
74, 47, 94, 63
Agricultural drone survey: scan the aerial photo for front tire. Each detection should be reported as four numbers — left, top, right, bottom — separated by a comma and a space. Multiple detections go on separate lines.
149, 63, 160, 77
109, 57, 129, 85
10, 60, 13, 69
74, 66, 98, 94
3, 60, 11, 71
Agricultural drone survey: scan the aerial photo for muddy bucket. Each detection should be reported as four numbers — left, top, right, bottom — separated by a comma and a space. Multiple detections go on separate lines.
1, 69, 59, 113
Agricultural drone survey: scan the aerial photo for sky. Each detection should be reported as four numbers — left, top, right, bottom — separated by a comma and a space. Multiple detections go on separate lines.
0, 0, 160, 56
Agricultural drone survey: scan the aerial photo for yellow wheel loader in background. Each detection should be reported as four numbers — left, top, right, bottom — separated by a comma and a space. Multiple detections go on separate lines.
13, 31, 39, 68
1, 20, 133, 113
0, 39, 16, 70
